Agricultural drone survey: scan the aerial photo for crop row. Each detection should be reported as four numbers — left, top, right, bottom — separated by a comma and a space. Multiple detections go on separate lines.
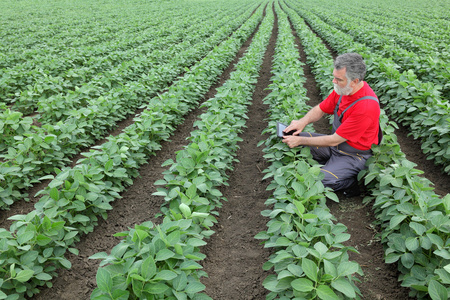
345, 5, 449, 55
281, 1, 450, 298
1, 10, 190, 104
285, 0, 450, 175
297, 1, 450, 99
351, 1, 450, 44
88, 4, 274, 299
0, 1, 243, 69
0, 4, 256, 209
0, 3, 267, 299
2, 4, 251, 112
1, 4, 250, 142
0, 1, 161, 53
255, 2, 362, 299
302, 0, 449, 57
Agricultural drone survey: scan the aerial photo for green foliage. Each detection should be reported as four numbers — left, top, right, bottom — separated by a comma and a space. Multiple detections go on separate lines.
256, 2, 362, 299
284, 0, 450, 297
0, 2, 269, 298
90, 5, 274, 299
286, 0, 450, 174
0, 0, 256, 209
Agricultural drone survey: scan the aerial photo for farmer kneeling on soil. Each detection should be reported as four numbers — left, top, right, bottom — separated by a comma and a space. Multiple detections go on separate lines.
282, 52, 382, 196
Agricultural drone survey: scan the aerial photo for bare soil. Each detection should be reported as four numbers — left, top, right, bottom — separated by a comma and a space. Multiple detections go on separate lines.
13, 3, 450, 300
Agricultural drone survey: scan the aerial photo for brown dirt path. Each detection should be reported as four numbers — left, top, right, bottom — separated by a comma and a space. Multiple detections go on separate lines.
200, 3, 276, 299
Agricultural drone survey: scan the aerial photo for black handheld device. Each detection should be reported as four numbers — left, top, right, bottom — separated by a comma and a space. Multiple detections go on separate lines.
276, 122, 296, 138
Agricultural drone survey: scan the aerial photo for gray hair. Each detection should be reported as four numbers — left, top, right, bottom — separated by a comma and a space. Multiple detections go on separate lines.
334, 53, 366, 82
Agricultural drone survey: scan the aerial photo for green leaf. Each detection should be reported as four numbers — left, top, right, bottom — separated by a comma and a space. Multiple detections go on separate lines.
96, 268, 112, 293
444, 264, 450, 273
104, 160, 114, 172
17, 231, 34, 245
155, 249, 175, 261
50, 187, 59, 201
64, 231, 78, 241
186, 184, 197, 199
89, 252, 109, 260
325, 191, 339, 203
111, 290, 129, 300
314, 242, 328, 257
287, 263, 303, 277
180, 261, 202, 270
292, 181, 306, 197
400, 253, 415, 269
185, 281, 206, 293
173, 273, 188, 291
405, 237, 419, 251
337, 261, 359, 277
172, 290, 187, 300
35, 272, 53, 281
14, 269, 34, 282
141, 256, 156, 280
179, 203, 191, 218
291, 278, 314, 292
331, 277, 356, 298
187, 238, 207, 247
380, 175, 393, 186
144, 282, 170, 295
385, 253, 401, 264
154, 270, 177, 281
428, 280, 448, 300
409, 222, 426, 236
434, 249, 450, 260
132, 278, 144, 297
317, 284, 340, 300
389, 214, 407, 229
302, 258, 318, 282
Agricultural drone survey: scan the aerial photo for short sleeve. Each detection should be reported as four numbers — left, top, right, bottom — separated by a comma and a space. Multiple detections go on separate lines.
319, 91, 339, 115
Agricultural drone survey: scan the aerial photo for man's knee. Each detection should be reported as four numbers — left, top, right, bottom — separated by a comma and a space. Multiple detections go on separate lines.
320, 169, 356, 191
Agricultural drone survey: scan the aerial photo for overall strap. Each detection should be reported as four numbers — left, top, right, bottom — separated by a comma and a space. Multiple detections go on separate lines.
334, 95, 343, 115
338, 96, 379, 122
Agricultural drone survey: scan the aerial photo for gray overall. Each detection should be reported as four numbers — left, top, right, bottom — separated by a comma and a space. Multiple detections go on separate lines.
300, 96, 381, 191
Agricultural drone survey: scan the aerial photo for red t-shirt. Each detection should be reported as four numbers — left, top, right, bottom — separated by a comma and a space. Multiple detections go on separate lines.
319, 82, 380, 150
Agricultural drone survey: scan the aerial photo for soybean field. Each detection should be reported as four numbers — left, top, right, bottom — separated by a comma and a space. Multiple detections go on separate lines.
1, 0, 449, 299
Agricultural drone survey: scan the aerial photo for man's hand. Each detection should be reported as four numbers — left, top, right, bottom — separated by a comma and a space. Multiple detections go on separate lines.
284, 105, 325, 136
283, 119, 307, 136
282, 135, 303, 148
283, 133, 347, 148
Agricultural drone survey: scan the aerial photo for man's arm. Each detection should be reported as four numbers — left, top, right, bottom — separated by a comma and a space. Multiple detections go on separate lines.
284, 105, 325, 135
282, 132, 347, 148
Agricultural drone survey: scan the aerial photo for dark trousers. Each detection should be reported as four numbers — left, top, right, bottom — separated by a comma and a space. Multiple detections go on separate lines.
299, 132, 372, 191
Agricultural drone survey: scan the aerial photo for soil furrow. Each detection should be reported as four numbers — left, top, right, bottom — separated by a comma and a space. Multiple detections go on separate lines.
200, 3, 276, 300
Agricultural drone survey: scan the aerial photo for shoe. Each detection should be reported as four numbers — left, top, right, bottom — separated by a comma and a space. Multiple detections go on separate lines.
342, 182, 361, 198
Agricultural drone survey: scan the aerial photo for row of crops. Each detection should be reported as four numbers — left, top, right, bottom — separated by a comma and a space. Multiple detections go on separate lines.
1, 0, 449, 299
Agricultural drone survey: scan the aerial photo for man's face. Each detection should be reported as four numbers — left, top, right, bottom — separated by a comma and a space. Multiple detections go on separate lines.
333, 68, 353, 96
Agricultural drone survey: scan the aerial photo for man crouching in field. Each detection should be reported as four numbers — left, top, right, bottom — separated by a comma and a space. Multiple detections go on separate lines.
282, 52, 382, 197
